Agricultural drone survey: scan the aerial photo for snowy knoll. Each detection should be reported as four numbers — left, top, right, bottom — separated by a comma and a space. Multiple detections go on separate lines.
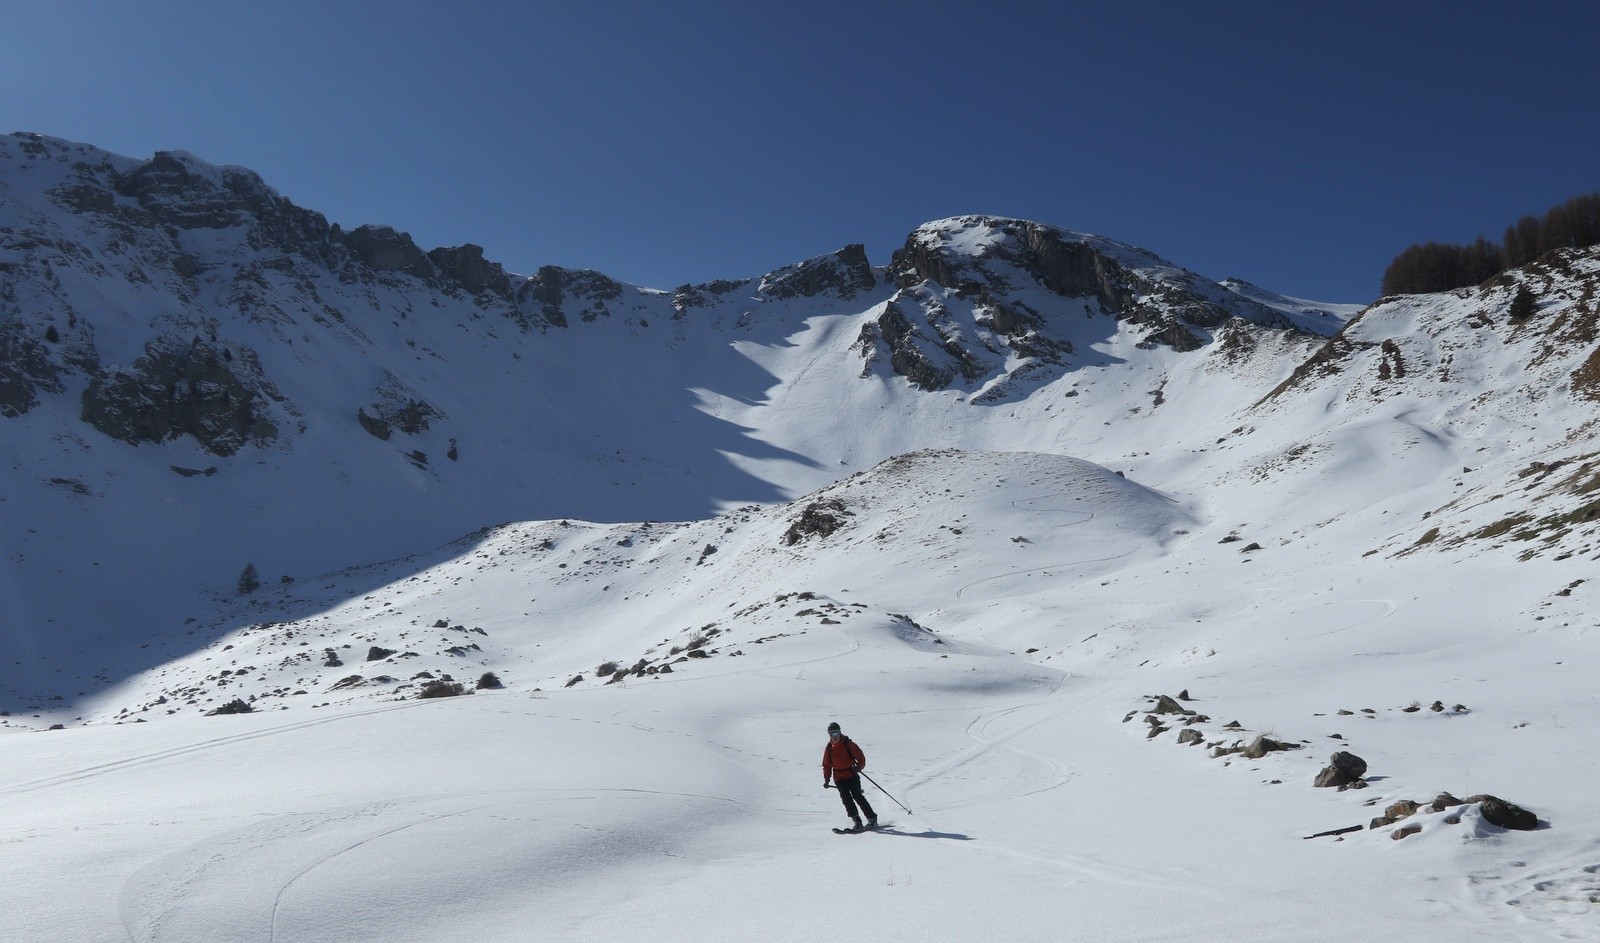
75, 450, 1193, 722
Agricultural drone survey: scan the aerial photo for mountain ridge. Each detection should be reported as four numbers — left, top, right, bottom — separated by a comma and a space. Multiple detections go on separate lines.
5, 131, 1600, 721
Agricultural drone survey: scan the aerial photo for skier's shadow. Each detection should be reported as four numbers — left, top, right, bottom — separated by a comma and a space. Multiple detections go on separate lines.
877, 827, 972, 841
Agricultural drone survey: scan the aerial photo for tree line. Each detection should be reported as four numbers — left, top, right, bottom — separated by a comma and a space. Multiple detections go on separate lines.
1381, 192, 1600, 296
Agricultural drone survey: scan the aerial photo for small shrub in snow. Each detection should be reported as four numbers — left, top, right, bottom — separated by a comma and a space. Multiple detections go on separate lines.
417, 680, 464, 699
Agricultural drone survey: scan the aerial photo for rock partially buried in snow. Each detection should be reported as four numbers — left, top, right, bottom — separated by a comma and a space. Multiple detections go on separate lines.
1313, 751, 1368, 789
1469, 794, 1539, 831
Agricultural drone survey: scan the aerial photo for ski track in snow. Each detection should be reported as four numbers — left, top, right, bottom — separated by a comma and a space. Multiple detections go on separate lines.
0, 703, 426, 796
117, 790, 747, 943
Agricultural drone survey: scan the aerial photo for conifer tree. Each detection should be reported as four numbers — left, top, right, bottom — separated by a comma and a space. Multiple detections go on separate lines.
1508, 284, 1536, 323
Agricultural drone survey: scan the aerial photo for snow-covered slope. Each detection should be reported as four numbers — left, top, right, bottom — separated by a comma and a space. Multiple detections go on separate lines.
5, 134, 1600, 942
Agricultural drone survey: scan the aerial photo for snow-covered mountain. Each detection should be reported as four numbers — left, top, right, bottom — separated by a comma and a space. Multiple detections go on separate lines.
5, 133, 1600, 942
0, 133, 1347, 701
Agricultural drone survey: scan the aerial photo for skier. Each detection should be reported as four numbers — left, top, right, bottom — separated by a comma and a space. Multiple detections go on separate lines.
822, 721, 877, 830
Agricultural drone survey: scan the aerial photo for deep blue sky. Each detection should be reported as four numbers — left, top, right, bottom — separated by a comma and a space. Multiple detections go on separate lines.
5, 2, 1598, 303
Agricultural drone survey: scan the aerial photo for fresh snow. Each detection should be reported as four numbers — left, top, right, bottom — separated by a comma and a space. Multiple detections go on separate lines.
4, 136, 1600, 942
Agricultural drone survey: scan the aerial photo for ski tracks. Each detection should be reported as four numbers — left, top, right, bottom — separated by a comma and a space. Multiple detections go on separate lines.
2, 702, 426, 796
895, 693, 1196, 895
118, 789, 744, 943
903, 698, 1073, 811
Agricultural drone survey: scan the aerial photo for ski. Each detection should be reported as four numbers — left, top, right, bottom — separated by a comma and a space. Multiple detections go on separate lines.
832, 822, 889, 834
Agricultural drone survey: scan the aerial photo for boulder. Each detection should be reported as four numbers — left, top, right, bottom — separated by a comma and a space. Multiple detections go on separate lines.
1313, 751, 1368, 788
1468, 794, 1539, 831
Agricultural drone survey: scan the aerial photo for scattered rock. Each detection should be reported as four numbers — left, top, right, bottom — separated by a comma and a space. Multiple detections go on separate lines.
207, 698, 254, 715
1237, 735, 1299, 759
1384, 799, 1422, 822
366, 646, 396, 662
1429, 792, 1464, 812
1150, 694, 1187, 715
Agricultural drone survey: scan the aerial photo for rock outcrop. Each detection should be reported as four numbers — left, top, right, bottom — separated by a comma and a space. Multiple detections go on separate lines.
759, 244, 877, 300
79, 337, 282, 455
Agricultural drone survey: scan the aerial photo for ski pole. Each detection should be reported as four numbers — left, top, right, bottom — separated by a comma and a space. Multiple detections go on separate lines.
857, 770, 912, 815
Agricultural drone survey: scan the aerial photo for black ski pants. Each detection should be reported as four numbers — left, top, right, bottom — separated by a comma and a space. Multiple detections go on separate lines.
834, 774, 875, 822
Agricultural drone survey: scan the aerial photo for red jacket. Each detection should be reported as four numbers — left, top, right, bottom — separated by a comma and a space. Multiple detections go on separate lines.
823, 736, 866, 783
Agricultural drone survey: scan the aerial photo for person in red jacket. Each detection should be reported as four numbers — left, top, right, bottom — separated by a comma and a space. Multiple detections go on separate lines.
822, 721, 877, 829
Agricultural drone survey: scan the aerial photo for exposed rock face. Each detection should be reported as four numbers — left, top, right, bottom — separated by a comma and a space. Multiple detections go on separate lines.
429, 243, 513, 300
356, 375, 442, 441
356, 401, 439, 441
867, 300, 960, 391
112, 152, 272, 231
849, 216, 1311, 394
888, 216, 1293, 350
90, 148, 340, 265
519, 266, 627, 326
0, 320, 65, 416
672, 278, 751, 318
79, 338, 282, 456
340, 224, 431, 276
782, 499, 852, 545
760, 244, 877, 300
